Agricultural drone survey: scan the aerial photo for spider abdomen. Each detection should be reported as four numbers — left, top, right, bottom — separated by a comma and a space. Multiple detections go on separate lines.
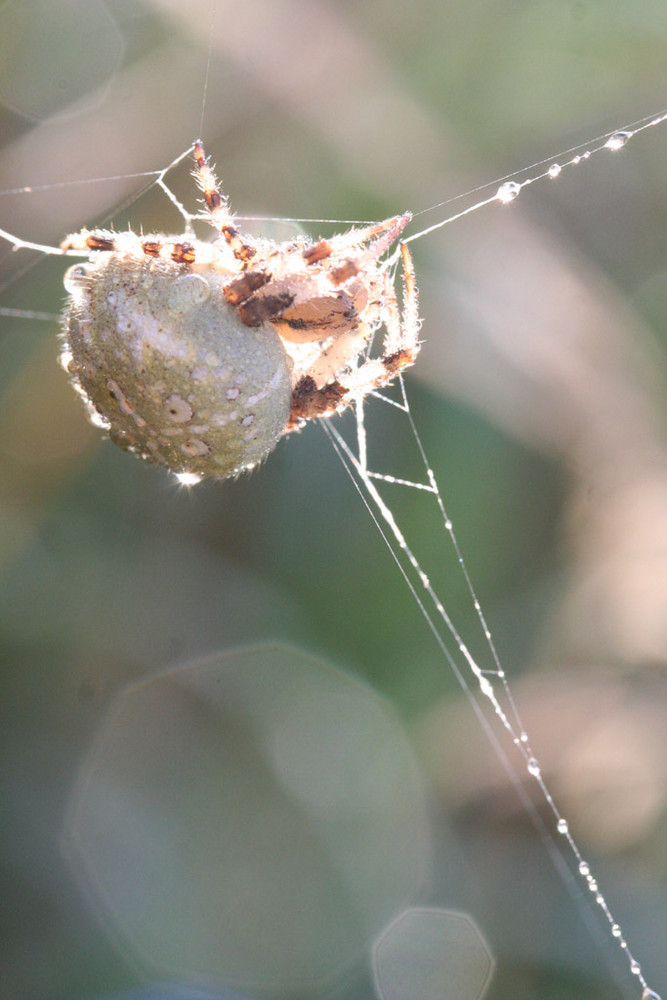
61, 253, 293, 479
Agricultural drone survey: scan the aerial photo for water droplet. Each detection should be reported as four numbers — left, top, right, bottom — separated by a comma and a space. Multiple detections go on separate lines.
88, 410, 111, 430
58, 350, 74, 372
444, 518, 452, 530
611, 924, 621, 937
557, 818, 568, 834
588, 879, 598, 892
519, 731, 528, 743
606, 130, 631, 151
63, 263, 90, 293
497, 180, 521, 203
631, 960, 640, 975
578, 861, 590, 876
526, 757, 541, 777
480, 677, 493, 698
548, 163, 561, 178
174, 471, 202, 486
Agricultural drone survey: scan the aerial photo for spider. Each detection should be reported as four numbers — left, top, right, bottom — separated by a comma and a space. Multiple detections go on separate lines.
4, 142, 421, 481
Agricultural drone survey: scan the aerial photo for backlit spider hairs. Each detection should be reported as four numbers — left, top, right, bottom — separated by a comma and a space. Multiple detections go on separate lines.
46, 141, 421, 481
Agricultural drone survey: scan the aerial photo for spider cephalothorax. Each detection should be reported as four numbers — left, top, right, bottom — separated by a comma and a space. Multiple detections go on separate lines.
60, 141, 421, 480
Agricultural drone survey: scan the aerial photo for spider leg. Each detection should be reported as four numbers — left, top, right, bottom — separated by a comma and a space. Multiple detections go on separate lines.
192, 141, 256, 263
297, 211, 413, 273
0, 227, 232, 277
318, 214, 410, 298
226, 263, 364, 341
286, 242, 420, 430
399, 241, 419, 344
58, 229, 231, 267
389, 241, 420, 353
328, 213, 412, 267
234, 220, 412, 338
286, 347, 416, 429
288, 375, 348, 426
289, 326, 370, 388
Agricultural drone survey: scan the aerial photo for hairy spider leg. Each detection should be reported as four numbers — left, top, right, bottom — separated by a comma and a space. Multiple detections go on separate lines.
328, 214, 412, 252
0, 224, 209, 269
287, 241, 420, 427
398, 241, 419, 350
333, 241, 420, 392
58, 229, 207, 266
192, 140, 256, 263
216, 209, 413, 340
344, 241, 420, 382
326, 213, 412, 278
303, 213, 411, 272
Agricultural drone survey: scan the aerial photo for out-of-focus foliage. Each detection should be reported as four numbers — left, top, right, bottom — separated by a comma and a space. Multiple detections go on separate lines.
0, 2, 665, 999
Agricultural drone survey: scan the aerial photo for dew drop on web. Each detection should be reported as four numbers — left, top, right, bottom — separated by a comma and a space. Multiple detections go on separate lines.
496, 180, 521, 203
606, 129, 632, 150
526, 757, 541, 778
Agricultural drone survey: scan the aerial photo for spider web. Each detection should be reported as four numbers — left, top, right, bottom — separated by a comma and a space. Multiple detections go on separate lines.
0, 110, 665, 1000
319, 112, 667, 1000
326, 387, 658, 997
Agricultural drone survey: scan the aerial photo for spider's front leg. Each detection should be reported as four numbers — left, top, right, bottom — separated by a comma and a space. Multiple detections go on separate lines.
192, 141, 256, 263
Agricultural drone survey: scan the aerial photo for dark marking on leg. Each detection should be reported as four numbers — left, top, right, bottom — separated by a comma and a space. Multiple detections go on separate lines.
193, 140, 208, 170
329, 260, 359, 285
272, 292, 357, 342
303, 240, 332, 265
282, 317, 319, 332
205, 188, 223, 211
382, 348, 415, 376
86, 234, 116, 252
141, 240, 161, 257
288, 375, 347, 426
193, 141, 256, 263
220, 225, 256, 262
171, 242, 196, 265
223, 270, 271, 305
239, 292, 295, 327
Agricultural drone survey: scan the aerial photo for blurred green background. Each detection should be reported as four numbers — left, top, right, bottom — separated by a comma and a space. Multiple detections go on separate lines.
0, 1, 665, 998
